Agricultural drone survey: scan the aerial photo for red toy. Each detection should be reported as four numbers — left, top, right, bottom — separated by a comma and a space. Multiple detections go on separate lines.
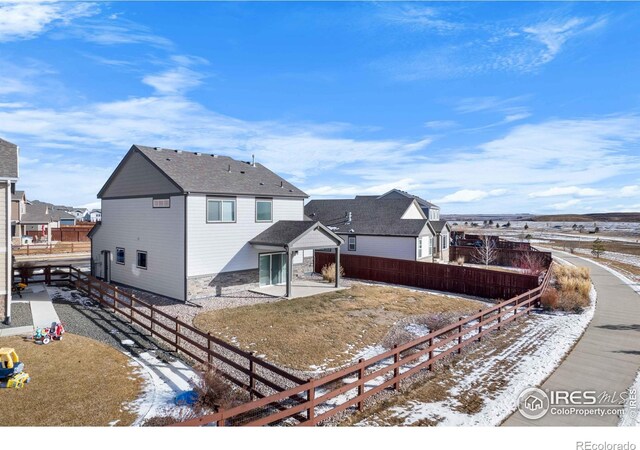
33, 322, 65, 345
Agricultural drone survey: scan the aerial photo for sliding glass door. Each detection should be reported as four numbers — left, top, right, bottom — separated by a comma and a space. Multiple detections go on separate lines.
259, 253, 287, 286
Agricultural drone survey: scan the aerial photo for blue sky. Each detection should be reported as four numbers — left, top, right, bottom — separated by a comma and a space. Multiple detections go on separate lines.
1, 1, 639, 214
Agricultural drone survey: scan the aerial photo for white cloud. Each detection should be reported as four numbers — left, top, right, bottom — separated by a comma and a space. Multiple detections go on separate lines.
142, 67, 205, 95
383, 6, 462, 34
551, 199, 581, 210
620, 185, 640, 198
435, 189, 506, 204
0, 1, 98, 42
424, 120, 458, 130
529, 186, 604, 198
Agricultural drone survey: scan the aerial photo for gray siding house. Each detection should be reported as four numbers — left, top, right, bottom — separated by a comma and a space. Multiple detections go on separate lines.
305, 196, 439, 262
90, 145, 342, 301
0, 138, 19, 324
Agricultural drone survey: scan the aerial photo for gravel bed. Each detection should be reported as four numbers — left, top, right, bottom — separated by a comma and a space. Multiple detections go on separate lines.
49, 286, 177, 360
117, 274, 355, 326
0, 303, 33, 329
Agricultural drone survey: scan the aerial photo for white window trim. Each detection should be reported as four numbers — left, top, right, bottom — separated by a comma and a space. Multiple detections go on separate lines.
348, 236, 356, 251
255, 198, 273, 223
206, 197, 237, 223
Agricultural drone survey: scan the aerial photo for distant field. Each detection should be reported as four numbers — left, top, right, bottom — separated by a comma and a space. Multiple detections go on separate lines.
532, 212, 640, 222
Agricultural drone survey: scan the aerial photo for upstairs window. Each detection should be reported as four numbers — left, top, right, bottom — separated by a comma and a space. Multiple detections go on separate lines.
256, 199, 273, 222
116, 247, 125, 265
348, 236, 356, 251
442, 234, 448, 249
207, 198, 236, 223
153, 198, 171, 208
417, 238, 423, 258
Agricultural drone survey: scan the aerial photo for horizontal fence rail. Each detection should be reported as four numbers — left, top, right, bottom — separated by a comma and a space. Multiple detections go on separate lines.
175, 263, 553, 426
15, 260, 552, 427
315, 252, 540, 300
14, 265, 305, 404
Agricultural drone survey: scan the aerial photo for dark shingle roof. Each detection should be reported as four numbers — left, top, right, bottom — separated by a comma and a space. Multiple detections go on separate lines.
21, 203, 51, 224
304, 197, 429, 237
249, 220, 321, 247
379, 189, 439, 209
12, 190, 24, 201
133, 145, 307, 198
429, 220, 450, 233
0, 138, 18, 179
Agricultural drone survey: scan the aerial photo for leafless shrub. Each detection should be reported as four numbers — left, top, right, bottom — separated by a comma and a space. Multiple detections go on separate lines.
550, 265, 591, 312
473, 234, 498, 266
381, 328, 415, 349
194, 368, 249, 411
514, 252, 548, 276
321, 263, 345, 283
142, 408, 200, 427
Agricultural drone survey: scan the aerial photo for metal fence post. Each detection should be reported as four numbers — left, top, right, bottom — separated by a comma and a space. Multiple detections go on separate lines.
357, 359, 365, 411
249, 352, 256, 401
307, 379, 315, 423
457, 318, 463, 354
393, 344, 400, 390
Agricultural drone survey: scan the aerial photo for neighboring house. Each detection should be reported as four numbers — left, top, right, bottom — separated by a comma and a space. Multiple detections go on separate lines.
430, 220, 452, 262
18, 200, 77, 243
1, 138, 19, 325
305, 196, 439, 262
10, 190, 25, 242
376, 189, 441, 221
70, 208, 90, 221
90, 145, 343, 301
89, 209, 101, 222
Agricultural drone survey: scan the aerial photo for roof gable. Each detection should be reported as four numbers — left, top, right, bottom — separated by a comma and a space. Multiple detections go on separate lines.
0, 138, 19, 179
379, 189, 440, 210
98, 147, 182, 198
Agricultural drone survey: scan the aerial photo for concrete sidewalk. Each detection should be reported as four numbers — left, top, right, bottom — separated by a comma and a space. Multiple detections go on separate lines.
24, 284, 61, 328
504, 251, 640, 426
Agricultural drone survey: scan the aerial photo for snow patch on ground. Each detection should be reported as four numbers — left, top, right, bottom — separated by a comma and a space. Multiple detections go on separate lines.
355, 286, 596, 426
126, 350, 201, 426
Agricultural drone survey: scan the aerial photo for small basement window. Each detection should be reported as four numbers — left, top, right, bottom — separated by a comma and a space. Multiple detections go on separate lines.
116, 247, 125, 265
137, 251, 147, 269
256, 199, 273, 222
152, 198, 171, 208
348, 236, 356, 251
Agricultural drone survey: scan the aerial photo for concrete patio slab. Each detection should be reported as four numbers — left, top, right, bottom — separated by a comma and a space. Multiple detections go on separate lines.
20, 283, 61, 328
250, 279, 347, 299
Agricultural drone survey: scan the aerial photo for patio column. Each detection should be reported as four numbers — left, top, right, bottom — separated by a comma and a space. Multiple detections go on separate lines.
335, 246, 340, 288
286, 249, 293, 298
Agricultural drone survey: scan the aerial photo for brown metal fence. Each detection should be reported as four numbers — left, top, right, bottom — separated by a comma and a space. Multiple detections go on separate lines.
14, 265, 305, 403
17, 262, 552, 427
314, 252, 539, 299
176, 264, 553, 426
449, 246, 553, 268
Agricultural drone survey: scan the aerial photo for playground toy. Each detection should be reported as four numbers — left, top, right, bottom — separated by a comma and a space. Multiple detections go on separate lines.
12, 282, 27, 298
33, 322, 65, 345
0, 348, 30, 389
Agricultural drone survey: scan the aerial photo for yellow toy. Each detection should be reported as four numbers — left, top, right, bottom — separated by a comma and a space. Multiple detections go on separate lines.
0, 348, 30, 388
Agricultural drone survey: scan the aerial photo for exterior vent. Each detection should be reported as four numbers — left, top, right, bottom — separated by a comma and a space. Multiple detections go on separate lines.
175, 150, 182, 153
154, 147, 163, 151
228, 164, 231, 172
280, 181, 284, 188
252, 154, 256, 167
195, 152, 201, 156
259, 182, 264, 185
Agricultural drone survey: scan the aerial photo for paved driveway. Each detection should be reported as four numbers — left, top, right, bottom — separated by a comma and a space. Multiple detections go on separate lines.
504, 251, 640, 426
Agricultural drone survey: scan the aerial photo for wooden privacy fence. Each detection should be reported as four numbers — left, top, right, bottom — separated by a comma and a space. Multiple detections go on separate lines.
26, 225, 94, 242
13, 242, 91, 256
175, 264, 553, 426
449, 246, 553, 269
314, 252, 539, 300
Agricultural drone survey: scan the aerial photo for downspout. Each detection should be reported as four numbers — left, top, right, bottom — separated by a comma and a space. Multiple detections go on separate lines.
5, 180, 12, 325
183, 193, 188, 303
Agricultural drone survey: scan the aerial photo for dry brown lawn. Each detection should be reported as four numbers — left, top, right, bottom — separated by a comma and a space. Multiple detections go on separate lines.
193, 284, 485, 371
0, 333, 143, 426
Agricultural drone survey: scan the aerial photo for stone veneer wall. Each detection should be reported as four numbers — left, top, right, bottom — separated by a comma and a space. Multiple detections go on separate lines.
188, 263, 306, 300
0, 294, 5, 322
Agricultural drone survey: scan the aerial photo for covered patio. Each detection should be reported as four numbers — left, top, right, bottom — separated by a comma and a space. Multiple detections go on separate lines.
249, 220, 344, 298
